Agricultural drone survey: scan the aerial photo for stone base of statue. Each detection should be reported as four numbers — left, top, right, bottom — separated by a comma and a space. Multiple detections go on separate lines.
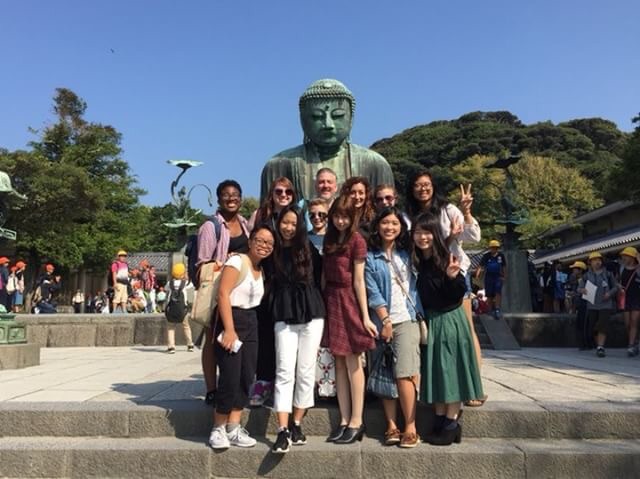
0, 312, 41, 370
501, 249, 532, 313
0, 343, 40, 370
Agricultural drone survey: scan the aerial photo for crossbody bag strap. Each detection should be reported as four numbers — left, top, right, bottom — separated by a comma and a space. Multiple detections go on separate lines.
624, 268, 638, 290
386, 253, 417, 312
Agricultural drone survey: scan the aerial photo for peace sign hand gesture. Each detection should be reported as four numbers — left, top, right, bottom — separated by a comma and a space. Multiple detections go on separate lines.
459, 184, 473, 217
446, 254, 461, 279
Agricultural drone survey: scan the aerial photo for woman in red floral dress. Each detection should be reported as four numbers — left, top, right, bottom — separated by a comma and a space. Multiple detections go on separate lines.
322, 195, 378, 444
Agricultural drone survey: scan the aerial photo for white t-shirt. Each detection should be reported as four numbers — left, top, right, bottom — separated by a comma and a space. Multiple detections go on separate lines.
224, 255, 264, 309
388, 252, 413, 325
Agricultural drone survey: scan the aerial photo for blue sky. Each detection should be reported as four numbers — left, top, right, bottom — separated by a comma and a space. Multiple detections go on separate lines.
1, 1, 638, 210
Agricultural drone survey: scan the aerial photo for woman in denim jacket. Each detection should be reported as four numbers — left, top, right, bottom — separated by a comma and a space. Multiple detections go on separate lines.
365, 206, 423, 448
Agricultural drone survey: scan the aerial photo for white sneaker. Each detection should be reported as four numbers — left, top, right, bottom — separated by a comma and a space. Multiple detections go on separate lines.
227, 426, 257, 448
209, 426, 230, 449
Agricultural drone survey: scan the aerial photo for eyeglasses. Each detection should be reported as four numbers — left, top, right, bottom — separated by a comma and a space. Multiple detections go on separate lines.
309, 212, 328, 219
220, 194, 240, 200
252, 238, 274, 248
414, 182, 432, 190
274, 188, 294, 197
375, 195, 395, 204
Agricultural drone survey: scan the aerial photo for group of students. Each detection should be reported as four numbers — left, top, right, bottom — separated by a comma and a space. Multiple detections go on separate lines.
566, 247, 640, 358
0, 257, 27, 312
196, 169, 486, 453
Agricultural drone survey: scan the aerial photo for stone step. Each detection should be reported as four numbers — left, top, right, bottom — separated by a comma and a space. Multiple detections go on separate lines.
2, 400, 639, 440
1, 435, 639, 478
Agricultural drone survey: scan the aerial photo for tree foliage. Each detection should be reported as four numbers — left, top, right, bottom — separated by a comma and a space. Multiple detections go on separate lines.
372, 111, 628, 203
607, 114, 640, 202
448, 154, 603, 248
0, 88, 146, 271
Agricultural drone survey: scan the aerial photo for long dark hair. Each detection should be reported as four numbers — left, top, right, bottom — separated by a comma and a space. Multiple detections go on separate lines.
411, 212, 450, 273
340, 176, 375, 226
323, 195, 359, 255
405, 170, 448, 218
273, 205, 312, 282
368, 207, 410, 252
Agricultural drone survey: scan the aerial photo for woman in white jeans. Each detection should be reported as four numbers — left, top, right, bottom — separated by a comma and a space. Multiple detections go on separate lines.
268, 205, 325, 454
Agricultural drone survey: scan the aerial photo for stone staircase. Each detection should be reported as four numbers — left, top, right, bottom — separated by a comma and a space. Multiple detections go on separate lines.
2, 400, 640, 478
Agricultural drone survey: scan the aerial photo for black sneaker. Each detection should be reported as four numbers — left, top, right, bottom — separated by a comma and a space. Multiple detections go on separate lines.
290, 423, 307, 445
272, 429, 291, 454
596, 346, 606, 358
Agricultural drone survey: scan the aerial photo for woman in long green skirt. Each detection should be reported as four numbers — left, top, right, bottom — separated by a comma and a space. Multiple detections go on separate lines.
411, 213, 484, 445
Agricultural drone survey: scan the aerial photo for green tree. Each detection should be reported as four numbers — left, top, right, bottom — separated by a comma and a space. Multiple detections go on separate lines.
449, 154, 603, 248
607, 114, 640, 201
239, 196, 259, 219
0, 88, 145, 271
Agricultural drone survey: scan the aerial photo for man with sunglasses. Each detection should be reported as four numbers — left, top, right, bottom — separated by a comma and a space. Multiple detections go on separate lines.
307, 198, 329, 255
373, 184, 411, 228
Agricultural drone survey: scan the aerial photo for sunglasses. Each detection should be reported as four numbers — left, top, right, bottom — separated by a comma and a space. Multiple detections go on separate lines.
375, 195, 395, 203
274, 188, 294, 197
310, 212, 328, 219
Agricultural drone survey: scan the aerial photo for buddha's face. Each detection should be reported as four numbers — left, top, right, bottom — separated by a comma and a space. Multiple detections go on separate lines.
301, 99, 352, 148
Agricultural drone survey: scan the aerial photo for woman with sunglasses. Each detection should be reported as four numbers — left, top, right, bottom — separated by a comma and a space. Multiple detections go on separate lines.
249, 177, 297, 232
248, 177, 298, 406
308, 198, 329, 255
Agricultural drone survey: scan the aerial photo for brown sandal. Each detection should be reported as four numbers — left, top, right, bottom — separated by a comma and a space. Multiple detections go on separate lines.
464, 394, 488, 407
384, 428, 401, 445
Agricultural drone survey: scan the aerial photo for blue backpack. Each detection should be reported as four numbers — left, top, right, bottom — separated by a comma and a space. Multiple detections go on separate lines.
185, 216, 222, 289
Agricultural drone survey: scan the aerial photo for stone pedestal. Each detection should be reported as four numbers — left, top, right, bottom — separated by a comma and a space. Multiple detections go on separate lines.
502, 250, 532, 313
0, 343, 40, 369
0, 312, 41, 369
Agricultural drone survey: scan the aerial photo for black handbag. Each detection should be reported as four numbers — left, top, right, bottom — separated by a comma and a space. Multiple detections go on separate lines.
366, 341, 398, 399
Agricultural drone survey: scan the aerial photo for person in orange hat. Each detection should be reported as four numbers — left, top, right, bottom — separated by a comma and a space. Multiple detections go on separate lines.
12, 261, 27, 313
34, 263, 61, 314
0, 256, 10, 310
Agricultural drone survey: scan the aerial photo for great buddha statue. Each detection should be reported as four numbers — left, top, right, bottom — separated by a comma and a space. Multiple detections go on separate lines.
260, 79, 394, 202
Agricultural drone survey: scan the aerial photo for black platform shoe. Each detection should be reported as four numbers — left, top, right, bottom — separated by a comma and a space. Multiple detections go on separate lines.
426, 422, 462, 446
326, 424, 348, 442
334, 424, 365, 444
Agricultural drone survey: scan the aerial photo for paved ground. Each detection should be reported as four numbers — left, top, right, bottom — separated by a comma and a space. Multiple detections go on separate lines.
1, 347, 639, 404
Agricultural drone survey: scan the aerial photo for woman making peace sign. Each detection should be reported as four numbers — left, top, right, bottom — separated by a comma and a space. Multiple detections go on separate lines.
412, 212, 484, 446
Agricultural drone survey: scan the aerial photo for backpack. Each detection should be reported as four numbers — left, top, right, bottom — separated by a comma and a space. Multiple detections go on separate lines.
165, 279, 187, 323
6, 274, 17, 294
185, 216, 222, 289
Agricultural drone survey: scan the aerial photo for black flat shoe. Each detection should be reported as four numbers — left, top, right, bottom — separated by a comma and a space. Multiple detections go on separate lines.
326, 424, 348, 442
334, 425, 365, 444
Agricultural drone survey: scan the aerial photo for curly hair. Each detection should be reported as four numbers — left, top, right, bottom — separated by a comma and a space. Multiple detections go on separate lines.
339, 176, 375, 226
